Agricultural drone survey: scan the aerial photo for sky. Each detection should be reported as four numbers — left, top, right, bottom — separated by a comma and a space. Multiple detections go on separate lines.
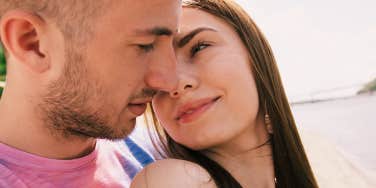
235, 0, 376, 101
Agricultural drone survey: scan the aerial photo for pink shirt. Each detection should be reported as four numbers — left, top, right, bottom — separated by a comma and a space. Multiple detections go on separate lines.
0, 139, 144, 188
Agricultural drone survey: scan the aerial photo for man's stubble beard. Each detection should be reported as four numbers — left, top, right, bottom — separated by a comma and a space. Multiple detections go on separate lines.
39, 44, 134, 141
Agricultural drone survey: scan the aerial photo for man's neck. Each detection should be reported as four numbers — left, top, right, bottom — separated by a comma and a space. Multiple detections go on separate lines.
0, 98, 97, 160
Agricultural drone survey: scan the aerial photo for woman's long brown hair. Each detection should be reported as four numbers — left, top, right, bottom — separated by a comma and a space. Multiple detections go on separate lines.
145, 0, 319, 187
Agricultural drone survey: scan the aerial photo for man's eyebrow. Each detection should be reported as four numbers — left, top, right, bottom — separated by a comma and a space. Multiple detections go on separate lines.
177, 27, 217, 48
134, 27, 175, 36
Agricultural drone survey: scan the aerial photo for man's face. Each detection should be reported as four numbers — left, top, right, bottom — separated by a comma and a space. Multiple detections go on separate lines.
41, 0, 181, 140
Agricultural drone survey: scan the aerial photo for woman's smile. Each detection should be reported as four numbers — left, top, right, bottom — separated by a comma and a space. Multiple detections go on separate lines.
176, 96, 221, 124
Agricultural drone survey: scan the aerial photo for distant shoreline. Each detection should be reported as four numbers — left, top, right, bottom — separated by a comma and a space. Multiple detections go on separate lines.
291, 92, 376, 106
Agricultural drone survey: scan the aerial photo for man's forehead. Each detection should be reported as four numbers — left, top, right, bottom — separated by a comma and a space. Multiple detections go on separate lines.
125, 0, 182, 11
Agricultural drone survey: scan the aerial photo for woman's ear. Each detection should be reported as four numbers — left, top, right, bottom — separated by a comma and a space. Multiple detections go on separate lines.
0, 10, 50, 73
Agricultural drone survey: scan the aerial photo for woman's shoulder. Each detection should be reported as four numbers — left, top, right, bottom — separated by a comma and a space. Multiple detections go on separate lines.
130, 159, 217, 188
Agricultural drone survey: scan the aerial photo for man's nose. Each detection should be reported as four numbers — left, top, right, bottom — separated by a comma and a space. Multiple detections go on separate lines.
144, 46, 178, 92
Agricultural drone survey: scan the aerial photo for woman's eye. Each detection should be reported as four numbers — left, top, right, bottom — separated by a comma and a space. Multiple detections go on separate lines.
190, 42, 211, 57
138, 43, 154, 53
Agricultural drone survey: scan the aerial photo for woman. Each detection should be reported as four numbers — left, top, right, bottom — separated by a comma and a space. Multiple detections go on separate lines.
131, 0, 318, 187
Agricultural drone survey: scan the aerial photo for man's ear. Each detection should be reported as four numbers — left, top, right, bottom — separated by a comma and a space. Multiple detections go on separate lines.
0, 10, 50, 73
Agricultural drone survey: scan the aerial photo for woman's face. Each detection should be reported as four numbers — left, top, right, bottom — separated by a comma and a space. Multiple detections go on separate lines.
152, 8, 262, 150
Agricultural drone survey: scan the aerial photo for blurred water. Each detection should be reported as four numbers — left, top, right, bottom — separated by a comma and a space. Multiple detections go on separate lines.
292, 93, 376, 173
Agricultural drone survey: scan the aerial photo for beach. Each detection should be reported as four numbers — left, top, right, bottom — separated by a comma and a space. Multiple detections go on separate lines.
293, 94, 376, 187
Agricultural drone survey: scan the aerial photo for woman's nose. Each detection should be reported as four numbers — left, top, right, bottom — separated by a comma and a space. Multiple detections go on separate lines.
169, 73, 198, 98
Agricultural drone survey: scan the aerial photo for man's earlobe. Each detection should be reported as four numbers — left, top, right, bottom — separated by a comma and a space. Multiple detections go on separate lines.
0, 10, 50, 73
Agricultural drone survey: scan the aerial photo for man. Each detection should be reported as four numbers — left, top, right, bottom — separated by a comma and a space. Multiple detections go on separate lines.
0, 0, 181, 187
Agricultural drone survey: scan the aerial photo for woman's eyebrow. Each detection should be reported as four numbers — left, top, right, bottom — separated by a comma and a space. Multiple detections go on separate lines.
176, 27, 217, 48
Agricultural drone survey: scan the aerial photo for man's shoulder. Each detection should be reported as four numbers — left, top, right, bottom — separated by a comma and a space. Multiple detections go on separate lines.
0, 144, 28, 187
0, 163, 28, 188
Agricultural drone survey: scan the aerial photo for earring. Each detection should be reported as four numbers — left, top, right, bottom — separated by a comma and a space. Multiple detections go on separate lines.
265, 114, 273, 134
264, 103, 273, 134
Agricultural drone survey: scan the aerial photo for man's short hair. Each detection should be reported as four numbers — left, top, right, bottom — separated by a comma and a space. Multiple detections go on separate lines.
0, 0, 108, 56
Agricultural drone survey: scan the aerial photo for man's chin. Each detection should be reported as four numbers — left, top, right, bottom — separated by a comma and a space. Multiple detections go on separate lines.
100, 119, 137, 140
65, 123, 135, 141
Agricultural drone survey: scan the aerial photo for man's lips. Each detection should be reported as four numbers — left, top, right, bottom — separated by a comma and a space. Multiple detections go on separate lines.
175, 96, 221, 123
128, 103, 147, 116
128, 98, 152, 116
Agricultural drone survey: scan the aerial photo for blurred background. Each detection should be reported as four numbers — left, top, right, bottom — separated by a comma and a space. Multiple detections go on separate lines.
0, 43, 5, 96
1, 1, 375, 187
236, 0, 376, 102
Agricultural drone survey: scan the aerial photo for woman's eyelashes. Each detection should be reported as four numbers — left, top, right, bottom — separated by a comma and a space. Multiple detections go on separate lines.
190, 41, 212, 57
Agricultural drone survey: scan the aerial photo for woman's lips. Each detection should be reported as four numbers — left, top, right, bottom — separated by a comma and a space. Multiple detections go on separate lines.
176, 97, 220, 124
